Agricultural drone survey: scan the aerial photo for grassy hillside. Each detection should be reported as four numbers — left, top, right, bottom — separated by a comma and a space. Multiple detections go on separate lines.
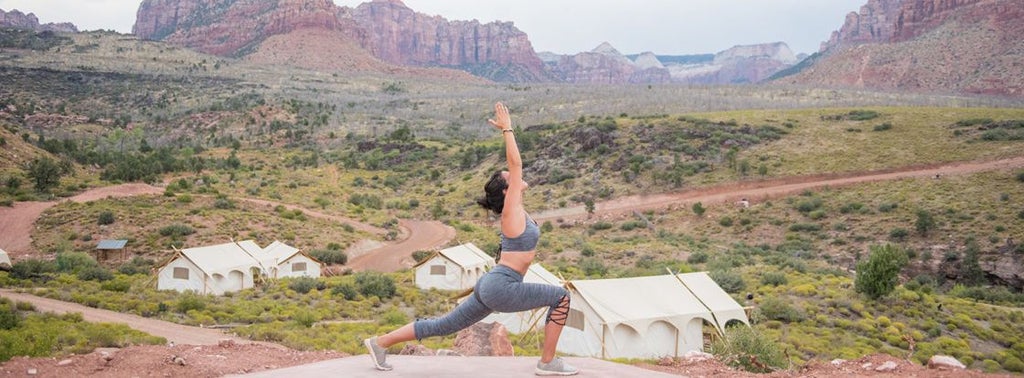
2, 29, 1024, 373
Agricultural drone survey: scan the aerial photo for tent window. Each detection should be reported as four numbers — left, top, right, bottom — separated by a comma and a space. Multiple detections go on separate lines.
566, 308, 585, 331
430, 265, 446, 275
173, 267, 189, 280
293, 262, 307, 272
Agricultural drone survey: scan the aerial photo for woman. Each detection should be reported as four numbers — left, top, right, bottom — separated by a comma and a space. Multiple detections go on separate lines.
364, 102, 578, 376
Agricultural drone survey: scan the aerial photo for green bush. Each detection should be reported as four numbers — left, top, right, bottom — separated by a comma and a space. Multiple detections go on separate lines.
56, 252, 98, 274
175, 292, 207, 313
711, 326, 787, 373
288, 277, 325, 294
878, 202, 899, 212
761, 272, 788, 286
0, 299, 21, 330
411, 250, 432, 263
77, 266, 113, 281
757, 296, 806, 322
309, 249, 348, 265
9, 259, 58, 280
1005, 356, 1024, 373
97, 211, 115, 225
118, 257, 155, 275
719, 217, 734, 227
710, 270, 746, 294
872, 123, 893, 132
1016, 171, 1024, 183
354, 272, 396, 299
159, 223, 195, 237
889, 228, 909, 240
579, 257, 608, 276
687, 251, 708, 264
855, 244, 908, 300
789, 223, 821, 232
331, 283, 359, 300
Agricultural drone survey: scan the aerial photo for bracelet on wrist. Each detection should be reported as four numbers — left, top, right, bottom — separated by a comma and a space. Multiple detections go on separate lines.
502, 128, 514, 133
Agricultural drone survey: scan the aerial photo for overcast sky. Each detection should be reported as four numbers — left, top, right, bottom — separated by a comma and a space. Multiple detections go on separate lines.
0, 0, 865, 55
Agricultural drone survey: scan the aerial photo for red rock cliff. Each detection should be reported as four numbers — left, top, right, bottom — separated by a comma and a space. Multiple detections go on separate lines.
820, 0, 986, 52
0, 8, 78, 33
132, 0, 546, 82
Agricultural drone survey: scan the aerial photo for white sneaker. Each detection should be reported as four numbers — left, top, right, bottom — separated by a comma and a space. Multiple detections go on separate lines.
535, 357, 579, 376
364, 337, 393, 371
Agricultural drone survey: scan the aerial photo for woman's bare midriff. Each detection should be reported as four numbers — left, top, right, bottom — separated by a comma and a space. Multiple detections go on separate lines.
498, 251, 535, 275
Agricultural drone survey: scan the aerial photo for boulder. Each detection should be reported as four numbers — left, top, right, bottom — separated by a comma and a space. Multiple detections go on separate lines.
452, 322, 514, 356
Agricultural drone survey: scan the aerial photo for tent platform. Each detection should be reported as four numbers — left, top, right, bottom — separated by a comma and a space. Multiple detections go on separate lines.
228, 355, 681, 377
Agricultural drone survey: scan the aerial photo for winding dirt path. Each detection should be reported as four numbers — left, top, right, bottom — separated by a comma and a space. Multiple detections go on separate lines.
533, 156, 1024, 222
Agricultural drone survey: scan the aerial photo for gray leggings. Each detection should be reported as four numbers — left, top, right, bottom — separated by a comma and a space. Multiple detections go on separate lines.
413, 264, 569, 340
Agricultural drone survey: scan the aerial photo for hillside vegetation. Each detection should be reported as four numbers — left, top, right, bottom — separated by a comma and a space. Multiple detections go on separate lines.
2, 29, 1024, 374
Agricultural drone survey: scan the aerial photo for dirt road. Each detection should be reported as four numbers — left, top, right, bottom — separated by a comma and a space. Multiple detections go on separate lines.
0, 183, 163, 256
344, 219, 456, 272
533, 156, 1024, 222
0, 289, 273, 347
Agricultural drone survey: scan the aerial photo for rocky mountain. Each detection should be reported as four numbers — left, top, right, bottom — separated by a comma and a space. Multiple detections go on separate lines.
779, 0, 1024, 96
548, 42, 671, 84
133, 0, 546, 82
0, 8, 78, 33
668, 42, 799, 84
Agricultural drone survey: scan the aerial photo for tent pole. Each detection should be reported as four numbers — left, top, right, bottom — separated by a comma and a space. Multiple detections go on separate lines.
667, 268, 726, 342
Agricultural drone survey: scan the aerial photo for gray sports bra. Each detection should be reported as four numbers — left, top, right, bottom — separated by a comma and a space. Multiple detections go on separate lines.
500, 215, 540, 252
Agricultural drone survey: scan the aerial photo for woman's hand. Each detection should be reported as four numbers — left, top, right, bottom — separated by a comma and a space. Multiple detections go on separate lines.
488, 102, 512, 131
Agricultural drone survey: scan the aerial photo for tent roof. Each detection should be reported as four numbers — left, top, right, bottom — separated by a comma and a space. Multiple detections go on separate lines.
96, 240, 127, 249
525, 263, 562, 286
263, 240, 301, 262
675, 272, 749, 327
179, 240, 271, 275
435, 243, 493, 268
568, 275, 712, 330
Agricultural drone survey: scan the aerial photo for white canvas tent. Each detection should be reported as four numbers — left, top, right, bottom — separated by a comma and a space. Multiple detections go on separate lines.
157, 240, 276, 295
556, 272, 749, 359
478, 263, 564, 334
0, 248, 11, 270
263, 240, 322, 279
414, 243, 494, 291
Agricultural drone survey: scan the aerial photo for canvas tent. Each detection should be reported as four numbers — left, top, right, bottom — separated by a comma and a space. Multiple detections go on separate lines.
157, 240, 277, 295
556, 272, 749, 359
263, 240, 322, 279
478, 263, 564, 334
414, 243, 494, 291
0, 248, 11, 270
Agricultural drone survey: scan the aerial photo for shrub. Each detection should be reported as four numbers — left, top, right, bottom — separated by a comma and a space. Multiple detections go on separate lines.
213, 197, 235, 209
159, 224, 195, 237
354, 272, 396, 299
118, 257, 155, 275
309, 249, 348, 265
757, 296, 806, 322
331, 283, 358, 300
411, 250, 432, 263
579, 258, 608, 277
293, 310, 317, 328
9, 259, 58, 280
97, 211, 115, 225
692, 202, 705, 217
710, 270, 746, 294
915, 210, 935, 236
878, 202, 899, 212
175, 292, 206, 313
719, 217, 734, 227
872, 123, 893, 131
687, 251, 708, 264
761, 272, 788, 286
0, 300, 20, 330
789, 223, 821, 232
56, 252, 98, 274
889, 228, 909, 240
1017, 171, 1024, 183
288, 277, 325, 294
711, 326, 787, 373
77, 266, 113, 281
855, 244, 908, 300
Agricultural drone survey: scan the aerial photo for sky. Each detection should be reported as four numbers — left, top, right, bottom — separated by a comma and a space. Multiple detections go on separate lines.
0, 0, 866, 55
